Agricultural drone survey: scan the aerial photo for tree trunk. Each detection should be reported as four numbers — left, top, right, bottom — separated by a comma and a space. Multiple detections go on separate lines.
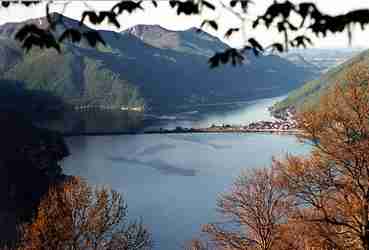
362, 166, 369, 250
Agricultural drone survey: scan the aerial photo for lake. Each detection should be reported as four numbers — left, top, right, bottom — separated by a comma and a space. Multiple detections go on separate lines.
61, 96, 310, 250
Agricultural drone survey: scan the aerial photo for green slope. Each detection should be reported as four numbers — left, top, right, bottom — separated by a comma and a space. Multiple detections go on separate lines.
273, 49, 369, 112
2, 44, 145, 110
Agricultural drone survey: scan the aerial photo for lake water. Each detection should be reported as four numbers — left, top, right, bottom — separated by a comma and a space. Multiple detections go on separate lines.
143, 95, 286, 131
61, 96, 310, 250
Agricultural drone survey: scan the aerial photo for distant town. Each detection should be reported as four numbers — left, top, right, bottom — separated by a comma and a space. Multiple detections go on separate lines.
145, 107, 298, 135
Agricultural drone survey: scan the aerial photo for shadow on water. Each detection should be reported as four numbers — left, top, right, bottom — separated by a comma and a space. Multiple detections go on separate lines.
107, 155, 197, 176
44, 109, 145, 134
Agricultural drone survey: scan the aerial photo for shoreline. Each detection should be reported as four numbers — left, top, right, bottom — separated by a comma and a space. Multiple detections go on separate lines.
62, 105, 298, 137
62, 128, 301, 137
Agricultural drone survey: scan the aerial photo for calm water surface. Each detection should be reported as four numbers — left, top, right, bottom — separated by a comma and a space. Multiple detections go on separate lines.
62, 96, 310, 250
144, 96, 286, 131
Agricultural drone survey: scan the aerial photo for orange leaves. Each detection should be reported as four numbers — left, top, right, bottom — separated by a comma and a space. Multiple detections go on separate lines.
203, 168, 294, 250
18, 177, 151, 250
201, 64, 369, 249
275, 64, 369, 250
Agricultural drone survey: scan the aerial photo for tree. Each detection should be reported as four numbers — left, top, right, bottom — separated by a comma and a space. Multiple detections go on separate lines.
200, 167, 293, 250
190, 64, 369, 250
275, 63, 369, 250
4, 1, 369, 67
18, 177, 151, 250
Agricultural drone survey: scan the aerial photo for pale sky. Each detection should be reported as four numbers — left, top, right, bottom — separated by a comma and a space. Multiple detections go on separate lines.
0, 0, 369, 49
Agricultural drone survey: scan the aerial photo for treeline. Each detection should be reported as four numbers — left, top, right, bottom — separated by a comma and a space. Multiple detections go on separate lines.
0, 80, 65, 121
69, 57, 145, 110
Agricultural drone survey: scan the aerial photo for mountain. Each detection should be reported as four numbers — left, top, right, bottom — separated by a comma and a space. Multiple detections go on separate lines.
123, 25, 227, 57
279, 48, 362, 74
280, 52, 320, 72
113, 24, 318, 112
272, 49, 369, 113
0, 14, 317, 118
0, 16, 145, 118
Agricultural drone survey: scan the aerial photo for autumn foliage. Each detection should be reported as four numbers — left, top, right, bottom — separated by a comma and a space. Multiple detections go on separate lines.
202, 168, 293, 250
191, 64, 369, 250
18, 177, 151, 250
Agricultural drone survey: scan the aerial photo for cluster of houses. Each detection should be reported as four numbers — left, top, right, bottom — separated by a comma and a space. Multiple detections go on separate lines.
206, 118, 297, 132
148, 107, 299, 134
244, 119, 297, 131
74, 105, 144, 112
147, 118, 298, 134
270, 106, 296, 121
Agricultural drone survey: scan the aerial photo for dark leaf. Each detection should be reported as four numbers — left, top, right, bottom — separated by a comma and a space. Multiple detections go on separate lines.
290, 35, 313, 48
229, 0, 252, 12
224, 28, 239, 38
15, 24, 60, 52
270, 43, 284, 52
1, 1, 10, 7
176, 1, 199, 15
82, 31, 106, 47
208, 49, 244, 68
112, 1, 143, 14
248, 38, 264, 52
169, 0, 178, 8
208, 53, 220, 68
59, 29, 82, 43
201, 20, 218, 30
202, 0, 215, 10
100, 11, 120, 28
81, 11, 99, 25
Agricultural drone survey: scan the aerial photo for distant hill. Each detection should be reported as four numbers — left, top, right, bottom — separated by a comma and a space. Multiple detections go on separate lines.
280, 48, 362, 74
0, 14, 317, 117
272, 49, 369, 113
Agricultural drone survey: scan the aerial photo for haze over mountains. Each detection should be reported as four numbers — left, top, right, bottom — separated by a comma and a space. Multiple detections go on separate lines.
273, 48, 367, 113
280, 48, 362, 74
0, 14, 317, 119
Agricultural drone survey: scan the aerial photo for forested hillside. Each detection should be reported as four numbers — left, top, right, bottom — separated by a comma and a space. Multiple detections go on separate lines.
272, 49, 369, 113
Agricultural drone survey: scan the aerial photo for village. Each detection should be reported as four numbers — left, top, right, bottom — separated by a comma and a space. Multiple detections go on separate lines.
145, 107, 299, 134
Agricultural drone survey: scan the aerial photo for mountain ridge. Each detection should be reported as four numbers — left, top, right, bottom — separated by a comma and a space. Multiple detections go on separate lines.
0, 14, 317, 117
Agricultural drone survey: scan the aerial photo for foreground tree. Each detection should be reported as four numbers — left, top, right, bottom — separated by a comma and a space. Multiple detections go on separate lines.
191, 64, 369, 250
275, 63, 369, 250
18, 177, 151, 250
200, 168, 293, 250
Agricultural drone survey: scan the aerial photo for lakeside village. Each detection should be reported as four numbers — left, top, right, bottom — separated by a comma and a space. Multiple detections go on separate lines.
146, 107, 299, 134
73, 104, 145, 112
67, 103, 298, 135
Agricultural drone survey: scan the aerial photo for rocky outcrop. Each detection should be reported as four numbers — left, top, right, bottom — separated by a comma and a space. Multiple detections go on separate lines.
125, 25, 181, 50
0, 112, 69, 247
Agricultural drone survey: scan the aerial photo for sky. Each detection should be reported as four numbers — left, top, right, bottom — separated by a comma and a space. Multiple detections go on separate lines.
0, 0, 369, 49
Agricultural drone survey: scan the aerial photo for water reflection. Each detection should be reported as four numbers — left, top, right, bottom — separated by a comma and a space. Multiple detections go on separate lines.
63, 133, 309, 250
44, 109, 144, 133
